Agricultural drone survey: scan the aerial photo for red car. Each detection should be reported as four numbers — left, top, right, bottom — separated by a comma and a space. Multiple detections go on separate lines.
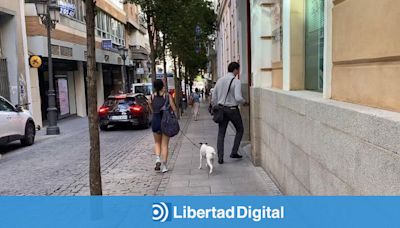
98, 93, 152, 131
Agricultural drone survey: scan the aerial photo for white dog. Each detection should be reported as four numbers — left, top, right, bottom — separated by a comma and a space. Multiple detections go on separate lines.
198, 143, 217, 174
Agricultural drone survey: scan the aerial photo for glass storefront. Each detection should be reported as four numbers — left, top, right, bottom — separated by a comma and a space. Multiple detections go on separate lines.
305, 0, 325, 91
38, 59, 78, 120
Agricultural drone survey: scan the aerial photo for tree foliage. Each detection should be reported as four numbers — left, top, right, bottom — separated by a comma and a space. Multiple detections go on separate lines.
128, 0, 217, 83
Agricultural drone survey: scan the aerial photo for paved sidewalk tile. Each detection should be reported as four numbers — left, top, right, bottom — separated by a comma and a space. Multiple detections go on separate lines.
162, 102, 282, 196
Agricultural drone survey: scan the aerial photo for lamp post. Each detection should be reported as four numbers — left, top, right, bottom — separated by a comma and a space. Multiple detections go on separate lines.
118, 46, 128, 93
35, 0, 60, 135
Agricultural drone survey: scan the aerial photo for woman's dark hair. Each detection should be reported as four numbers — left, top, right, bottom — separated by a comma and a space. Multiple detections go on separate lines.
153, 79, 164, 96
195, 88, 199, 93
228, 62, 240, 73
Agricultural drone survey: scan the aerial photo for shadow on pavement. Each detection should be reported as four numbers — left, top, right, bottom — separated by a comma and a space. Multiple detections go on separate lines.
0, 142, 25, 155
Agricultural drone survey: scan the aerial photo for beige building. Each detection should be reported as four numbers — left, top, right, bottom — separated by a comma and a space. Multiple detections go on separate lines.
250, 0, 400, 195
0, 0, 30, 107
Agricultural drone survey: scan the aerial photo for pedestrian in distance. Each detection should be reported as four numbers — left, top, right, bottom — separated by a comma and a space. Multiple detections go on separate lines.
212, 62, 248, 164
192, 88, 201, 121
149, 79, 178, 173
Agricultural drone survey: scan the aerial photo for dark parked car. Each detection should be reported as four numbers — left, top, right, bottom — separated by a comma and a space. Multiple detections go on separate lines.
98, 93, 152, 131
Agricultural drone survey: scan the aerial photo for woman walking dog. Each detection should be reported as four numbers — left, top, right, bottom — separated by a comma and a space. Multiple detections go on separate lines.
149, 79, 178, 173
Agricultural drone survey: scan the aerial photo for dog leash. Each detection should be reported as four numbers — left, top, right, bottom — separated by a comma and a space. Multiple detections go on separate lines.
179, 129, 201, 149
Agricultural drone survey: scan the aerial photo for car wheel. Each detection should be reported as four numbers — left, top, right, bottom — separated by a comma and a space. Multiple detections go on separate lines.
21, 122, 35, 146
100, 124, 108, 131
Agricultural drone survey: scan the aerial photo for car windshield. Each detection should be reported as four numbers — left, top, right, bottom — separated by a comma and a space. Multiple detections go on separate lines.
104, 97, 136, 108
134, 85, 152, 96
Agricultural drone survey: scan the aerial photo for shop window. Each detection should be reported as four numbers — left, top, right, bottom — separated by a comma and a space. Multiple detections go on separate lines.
305, 0, 324, 92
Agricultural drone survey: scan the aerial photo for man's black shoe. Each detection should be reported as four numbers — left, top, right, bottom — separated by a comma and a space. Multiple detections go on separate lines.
218, 158, 224, 164
230, 154, 243, 159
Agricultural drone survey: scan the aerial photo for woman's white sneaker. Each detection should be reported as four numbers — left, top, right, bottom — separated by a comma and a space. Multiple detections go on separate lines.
161, 163, 169, 173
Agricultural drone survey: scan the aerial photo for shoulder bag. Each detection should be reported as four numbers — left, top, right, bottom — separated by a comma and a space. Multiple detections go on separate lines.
161, 94, 180, 137
212, 77, 235, 124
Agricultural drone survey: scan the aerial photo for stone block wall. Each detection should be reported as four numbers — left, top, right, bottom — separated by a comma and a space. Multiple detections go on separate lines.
251, 87, 400, 195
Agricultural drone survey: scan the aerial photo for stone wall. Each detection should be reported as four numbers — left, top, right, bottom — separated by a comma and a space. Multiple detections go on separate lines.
251, 87, 400, 195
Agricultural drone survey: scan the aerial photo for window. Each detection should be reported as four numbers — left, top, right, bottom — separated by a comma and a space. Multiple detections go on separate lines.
95, 11, 125, 46
305, 0, 325, 91
0, 97, 15, 112
136, 95, 147, 104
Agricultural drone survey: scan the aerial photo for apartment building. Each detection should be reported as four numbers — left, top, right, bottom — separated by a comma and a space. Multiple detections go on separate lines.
0, 0, 30, 107
124, 3, 150, 84
24, 0, 149, 127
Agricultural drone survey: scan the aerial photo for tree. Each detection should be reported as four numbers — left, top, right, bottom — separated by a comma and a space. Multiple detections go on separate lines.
129, 0, 217, 93
85, 0, 102, 195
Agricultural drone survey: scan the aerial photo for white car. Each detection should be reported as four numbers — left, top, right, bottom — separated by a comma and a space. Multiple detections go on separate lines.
131, 83, 153, 100
0, 96, 36, 146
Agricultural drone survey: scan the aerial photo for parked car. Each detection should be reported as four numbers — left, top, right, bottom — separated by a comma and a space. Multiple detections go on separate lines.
98, 93, 152, 131
0, 96, 36, 146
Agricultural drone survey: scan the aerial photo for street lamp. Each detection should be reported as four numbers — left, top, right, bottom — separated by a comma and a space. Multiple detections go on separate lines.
35, 0, 60, 135
118, 46, 129, 93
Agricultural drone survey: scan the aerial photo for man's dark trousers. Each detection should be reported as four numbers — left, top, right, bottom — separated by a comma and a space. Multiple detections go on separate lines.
217, 106, 244, 159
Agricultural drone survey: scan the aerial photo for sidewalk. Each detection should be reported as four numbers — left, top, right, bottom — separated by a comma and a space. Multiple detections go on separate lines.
157, 102, 282, 196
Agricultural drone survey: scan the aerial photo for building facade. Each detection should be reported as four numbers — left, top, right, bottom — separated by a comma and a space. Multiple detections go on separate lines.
24, 0, 149, 127
0, 0, 30, 107
124, 3, 150, 84
250, 0, 400, 195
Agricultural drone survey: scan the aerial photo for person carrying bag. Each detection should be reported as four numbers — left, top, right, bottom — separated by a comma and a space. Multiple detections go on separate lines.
149, 79, 179, 173
211, 62, 248, 165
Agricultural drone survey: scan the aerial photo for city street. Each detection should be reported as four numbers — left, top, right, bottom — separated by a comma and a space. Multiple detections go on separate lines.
0, 117, 184, 196
0, 104, 281, 196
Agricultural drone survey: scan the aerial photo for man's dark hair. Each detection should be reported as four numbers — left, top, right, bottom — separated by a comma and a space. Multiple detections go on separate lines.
228, 62, 240, 73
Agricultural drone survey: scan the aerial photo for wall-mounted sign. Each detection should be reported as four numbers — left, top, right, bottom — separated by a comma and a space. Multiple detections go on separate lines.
59, 0, 76, 17
104, 55, 110, 62
29, 55, 42, 68
102, 39, 113, 50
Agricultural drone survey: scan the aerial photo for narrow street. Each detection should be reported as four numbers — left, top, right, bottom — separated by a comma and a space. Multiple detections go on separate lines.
0, 117, 182, 196
0, 103, 281, 196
